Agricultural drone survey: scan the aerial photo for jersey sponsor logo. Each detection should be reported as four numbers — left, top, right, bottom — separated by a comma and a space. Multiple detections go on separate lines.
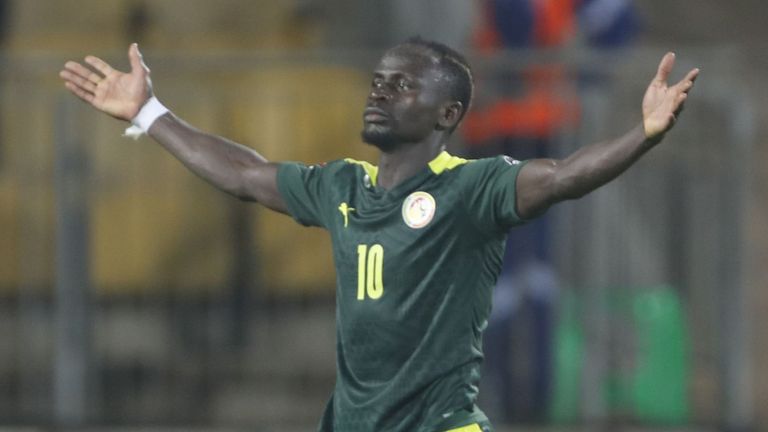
338, 202, 355, 228
401, 191, 436, 229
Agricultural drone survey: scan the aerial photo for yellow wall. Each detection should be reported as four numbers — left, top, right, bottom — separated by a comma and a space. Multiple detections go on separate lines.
0, 1, 371, 296
0, 63, 374, 296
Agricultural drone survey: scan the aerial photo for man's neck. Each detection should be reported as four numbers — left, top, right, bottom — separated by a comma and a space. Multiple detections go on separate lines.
376, 138, 445, 190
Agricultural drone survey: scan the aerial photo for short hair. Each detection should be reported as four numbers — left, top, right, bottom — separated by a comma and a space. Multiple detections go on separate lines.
395, 36, 474, 130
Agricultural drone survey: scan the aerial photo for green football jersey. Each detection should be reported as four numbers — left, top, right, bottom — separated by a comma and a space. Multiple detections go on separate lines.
277, 151, 528, 432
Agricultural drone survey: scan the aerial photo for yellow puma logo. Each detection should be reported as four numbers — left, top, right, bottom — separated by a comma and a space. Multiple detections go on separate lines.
338, 202, 355, 228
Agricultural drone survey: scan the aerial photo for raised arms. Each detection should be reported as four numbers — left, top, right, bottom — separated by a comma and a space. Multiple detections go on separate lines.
59, 43, 287, 213
515, 52, 700, 220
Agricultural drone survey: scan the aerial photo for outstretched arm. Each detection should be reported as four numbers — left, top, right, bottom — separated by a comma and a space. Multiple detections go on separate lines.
59, 43, 287, 213
515, 52, 699, 219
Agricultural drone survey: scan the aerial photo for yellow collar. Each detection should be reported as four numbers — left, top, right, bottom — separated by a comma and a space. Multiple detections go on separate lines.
345, 151, 469, 187
427, 151, 469, 175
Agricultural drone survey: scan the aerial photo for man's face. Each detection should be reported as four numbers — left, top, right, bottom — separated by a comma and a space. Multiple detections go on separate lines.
361, 47, 452, 151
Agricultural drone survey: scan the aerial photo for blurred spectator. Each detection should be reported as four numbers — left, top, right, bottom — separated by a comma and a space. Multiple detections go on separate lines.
471, 0, 640, 424
578, 0, 640, 48
477, 0, 638, 49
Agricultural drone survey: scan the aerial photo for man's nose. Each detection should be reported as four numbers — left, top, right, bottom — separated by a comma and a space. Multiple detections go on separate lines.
369, 86, 391, 102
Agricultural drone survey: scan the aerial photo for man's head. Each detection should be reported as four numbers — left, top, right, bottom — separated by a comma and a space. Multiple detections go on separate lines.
361, 37, 474, 152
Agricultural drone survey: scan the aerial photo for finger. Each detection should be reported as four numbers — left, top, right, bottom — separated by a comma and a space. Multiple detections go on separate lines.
671, 92, 688, 117
673, 68, 700, 93
64, 61, 103, 84
59, 69, 98, 93
128, 43, 150, 74
654, 52, 676, 84
684, 67, 700, 83
675, 102, 686, 117
64, 81, 95, 104
673, 79, 694, 94
84, 55, 116, 77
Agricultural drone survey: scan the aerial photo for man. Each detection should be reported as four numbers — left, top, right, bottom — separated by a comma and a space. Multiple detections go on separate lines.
59, 38, 697, 432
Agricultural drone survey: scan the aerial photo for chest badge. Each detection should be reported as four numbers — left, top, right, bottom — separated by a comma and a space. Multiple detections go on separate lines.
402, 191, 436, 229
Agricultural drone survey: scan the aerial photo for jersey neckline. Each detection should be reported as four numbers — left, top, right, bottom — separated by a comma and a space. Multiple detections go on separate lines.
346, 151, 469, 197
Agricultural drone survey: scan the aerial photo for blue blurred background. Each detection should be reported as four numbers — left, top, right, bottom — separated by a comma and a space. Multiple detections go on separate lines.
0, 1, 765, 431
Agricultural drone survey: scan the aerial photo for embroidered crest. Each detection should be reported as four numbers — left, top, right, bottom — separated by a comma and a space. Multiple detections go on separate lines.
402, 191, 436, 229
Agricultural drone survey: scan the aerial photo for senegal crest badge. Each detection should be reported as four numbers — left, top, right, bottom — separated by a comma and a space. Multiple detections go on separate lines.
402, 191, 436, 229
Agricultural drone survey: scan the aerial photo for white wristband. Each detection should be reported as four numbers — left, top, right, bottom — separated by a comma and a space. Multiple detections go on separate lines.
123, 96, 169, 140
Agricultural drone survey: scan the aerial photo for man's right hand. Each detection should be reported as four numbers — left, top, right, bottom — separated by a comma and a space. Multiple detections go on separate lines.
59, 43, 287, 213
59, 43, 152, 121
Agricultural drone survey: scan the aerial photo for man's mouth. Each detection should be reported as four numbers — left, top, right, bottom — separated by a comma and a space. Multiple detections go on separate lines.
364, 107, 389, 123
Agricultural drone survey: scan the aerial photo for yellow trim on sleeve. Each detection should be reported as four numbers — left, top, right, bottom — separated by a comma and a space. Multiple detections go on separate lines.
444, 423, 482, 432
344, 158, 379, 186
428, 151, 469, 174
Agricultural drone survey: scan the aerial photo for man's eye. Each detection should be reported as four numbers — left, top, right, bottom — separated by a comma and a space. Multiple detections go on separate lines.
398, 80, 410, 90
372, 79, 384, 88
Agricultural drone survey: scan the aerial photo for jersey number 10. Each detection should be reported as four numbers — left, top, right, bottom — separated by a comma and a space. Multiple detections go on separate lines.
357, 244, 384, 300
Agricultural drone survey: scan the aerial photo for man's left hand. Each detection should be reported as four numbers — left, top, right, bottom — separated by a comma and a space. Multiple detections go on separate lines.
642, 52, 700, 140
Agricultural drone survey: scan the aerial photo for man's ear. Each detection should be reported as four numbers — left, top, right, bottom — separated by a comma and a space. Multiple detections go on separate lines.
437, 101, 464, 130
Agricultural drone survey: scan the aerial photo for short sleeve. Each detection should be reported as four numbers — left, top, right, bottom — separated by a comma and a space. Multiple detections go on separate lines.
276, 161, 335, 228
461, 156, 530, 234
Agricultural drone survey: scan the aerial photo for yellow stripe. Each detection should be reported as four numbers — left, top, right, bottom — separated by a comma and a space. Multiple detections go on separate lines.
428, 151, 469, 174
344, 158, 379, 186
444, 423, 482, 432
345, 151, 469, 185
